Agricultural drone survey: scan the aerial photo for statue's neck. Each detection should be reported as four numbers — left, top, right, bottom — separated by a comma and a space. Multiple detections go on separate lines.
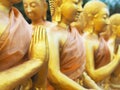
59, 16, 71, 29
84, 24, 101, 37
58, 22, 69, 30
85, 32, 99, 40
32, 19, 45, 26
84, 25, 93, 34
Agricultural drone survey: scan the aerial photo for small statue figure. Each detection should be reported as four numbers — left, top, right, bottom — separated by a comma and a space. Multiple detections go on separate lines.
48, 0, 88, 89
23, 0, 54, 89
107, 14, 120, 90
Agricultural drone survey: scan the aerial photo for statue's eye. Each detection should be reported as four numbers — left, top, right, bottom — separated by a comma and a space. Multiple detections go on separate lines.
103, 15, 107, 19
31, 2, 37, 7
73, 0, 79, 4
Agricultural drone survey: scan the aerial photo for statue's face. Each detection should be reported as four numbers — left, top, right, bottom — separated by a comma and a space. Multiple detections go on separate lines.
61, 0, 83, 22
93, 8, 109, 33
23, 0, 45, 21
112, 25, 120, 37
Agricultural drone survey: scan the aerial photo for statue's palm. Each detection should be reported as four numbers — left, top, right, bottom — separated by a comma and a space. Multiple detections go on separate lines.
29, 26, 48, 62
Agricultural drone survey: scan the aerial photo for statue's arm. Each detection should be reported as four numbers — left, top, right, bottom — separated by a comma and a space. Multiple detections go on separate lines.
0, 26, 49, 90
0, 59, 42, 90
48, 34, 87, 90
85, 41, 120, 82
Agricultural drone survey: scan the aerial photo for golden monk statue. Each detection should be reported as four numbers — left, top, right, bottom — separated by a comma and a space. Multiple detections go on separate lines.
82, 1, 120, 89
47, 0, 89, 90
107, 14, 120, 90
23, 0, 55, 89
0, 0, 48, 90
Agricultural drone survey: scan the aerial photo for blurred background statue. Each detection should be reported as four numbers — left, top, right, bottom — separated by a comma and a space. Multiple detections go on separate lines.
107, 14, 120, 90
82, 0, 120, 89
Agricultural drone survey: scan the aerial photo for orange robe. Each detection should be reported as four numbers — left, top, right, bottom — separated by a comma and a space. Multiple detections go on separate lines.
48, 27, 86, 90
94, 37, 110, 69
0, 7, 32, 71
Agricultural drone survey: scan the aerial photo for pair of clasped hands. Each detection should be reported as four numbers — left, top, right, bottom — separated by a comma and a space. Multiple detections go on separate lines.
29, 25, 49, 62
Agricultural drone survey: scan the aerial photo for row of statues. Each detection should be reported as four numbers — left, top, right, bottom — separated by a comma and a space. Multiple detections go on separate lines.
0, 0, 120, 90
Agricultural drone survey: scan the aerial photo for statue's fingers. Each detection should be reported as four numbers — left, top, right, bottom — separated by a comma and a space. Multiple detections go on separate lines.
45, 30, 49, 61
38, 25, 42, 41
36, 26, 39, 43
33, 26, 38, 43
42, 27, 46, 41
28, 39, 33, 57
39, 25, 43, 41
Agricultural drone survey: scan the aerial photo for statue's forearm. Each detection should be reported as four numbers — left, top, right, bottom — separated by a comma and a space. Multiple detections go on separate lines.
32, 63, 48, 90
0, 59, 42, 90
87, 56, 119, 82
83, 72, 101, 90
49, 70, 87, 90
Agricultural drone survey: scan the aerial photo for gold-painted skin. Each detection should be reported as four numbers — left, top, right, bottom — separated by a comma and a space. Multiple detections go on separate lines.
48, 0, 101, 90
0, 0, 48, 90
48, 0, 88, 90
71, 5, 89, 35
107, 14, 120, 89
1, 0, 120, 90
71, 12, 86, 35
99, 25, 111, 41
82, 0, 120, 85
23, 0, 53, 89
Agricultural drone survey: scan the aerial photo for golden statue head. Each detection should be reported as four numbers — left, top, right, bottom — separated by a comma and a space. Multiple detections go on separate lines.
49, 0, 83, 23
83, 0, 110, 33
109, 14, 120, 37
23, 0, 48, 21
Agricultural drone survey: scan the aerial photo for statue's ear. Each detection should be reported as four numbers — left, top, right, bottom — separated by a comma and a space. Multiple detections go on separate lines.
87, 13, 94, 23
87, 13, 94, 20
88, 14, 94, 26
88, 13, 98, 19
54, 7, 61, 22
43, 2, 48, 20
44, 2, 48, 12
